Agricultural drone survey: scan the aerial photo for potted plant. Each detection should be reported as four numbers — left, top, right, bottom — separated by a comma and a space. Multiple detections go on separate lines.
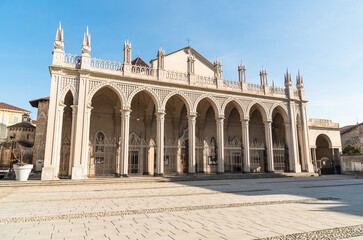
10, 137, 33, 181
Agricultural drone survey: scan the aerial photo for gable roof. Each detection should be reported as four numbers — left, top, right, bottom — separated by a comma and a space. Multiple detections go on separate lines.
29, 97, 50, 108
341, 122, 363, 134
150, 46, 215, 68
0, 102, 31, 114
132, 57, 150, 68
8, 121, 35, 129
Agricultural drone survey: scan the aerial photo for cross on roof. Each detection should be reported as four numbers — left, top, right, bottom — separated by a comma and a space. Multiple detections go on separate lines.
186, 38, 191, 47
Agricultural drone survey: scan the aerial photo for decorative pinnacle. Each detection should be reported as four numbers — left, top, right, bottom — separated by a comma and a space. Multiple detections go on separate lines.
55, 21, 63, 42
284, 68, 292, 83
82, 26, 91, 54
158, 44, 165, 55
296, 70, 304, 89
54, 21, 64, 50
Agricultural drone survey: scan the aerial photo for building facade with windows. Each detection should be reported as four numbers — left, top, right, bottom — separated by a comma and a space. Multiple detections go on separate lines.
42, 24, 325, 180
0, 102, 31, 143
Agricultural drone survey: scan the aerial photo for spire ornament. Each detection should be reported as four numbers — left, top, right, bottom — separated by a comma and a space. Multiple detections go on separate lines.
296, 70, 304, 89
284, 68, 292, 87
82, 26, 91, 55
54, 21, 64, 50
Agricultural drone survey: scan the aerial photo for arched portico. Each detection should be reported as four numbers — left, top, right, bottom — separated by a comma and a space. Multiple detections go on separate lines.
247, 102, 277, 173
224, 101, 244, 173
88, 86, 122, 177
58, 91, 74, 178
195, 97, 224, 173
271, 106, 289, 172
128, 90, 158, 175
164, 94, 190, 174
315, 134, 336, 174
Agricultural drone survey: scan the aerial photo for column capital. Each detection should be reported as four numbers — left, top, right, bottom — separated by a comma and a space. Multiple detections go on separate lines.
264, 119, 272, 125
216, 115, 225, 123
188, 112, 198, 118
120, 108, 131, 115
241, 118, 250, 123
59, 101, 66, 108
155, 111, 166, 118
241, 119, 249, 127
85, 105, 93, 116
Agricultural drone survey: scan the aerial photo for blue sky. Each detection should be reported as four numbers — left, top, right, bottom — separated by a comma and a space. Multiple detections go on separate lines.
0, 0, 362, 126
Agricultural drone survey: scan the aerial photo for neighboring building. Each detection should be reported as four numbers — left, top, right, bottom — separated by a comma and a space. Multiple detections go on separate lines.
308, 119, 342, 174
29, 97, 50, 166
0, 102, 31, 143
41, 24, 340, 180
0, 114, 35, 167
340, 122, 363, 148
340, 123, 363, 175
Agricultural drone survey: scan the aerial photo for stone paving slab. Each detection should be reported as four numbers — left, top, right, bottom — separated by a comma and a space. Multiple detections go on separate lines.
0, 175, 362, 239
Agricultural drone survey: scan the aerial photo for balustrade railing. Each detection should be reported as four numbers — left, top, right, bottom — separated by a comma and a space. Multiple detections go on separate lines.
164, 70, 188, 82
194, 74, 216, 85
60, 53, 300, 98
64, 53, 81, 67
270, 86, 285, 95
248, 83, 263, 93
223, 79, 241, 89
90, 58, 122, 71
131, 65, 155, 76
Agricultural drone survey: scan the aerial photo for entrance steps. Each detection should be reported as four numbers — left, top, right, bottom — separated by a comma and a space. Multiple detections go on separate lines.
0, 172, 320, 187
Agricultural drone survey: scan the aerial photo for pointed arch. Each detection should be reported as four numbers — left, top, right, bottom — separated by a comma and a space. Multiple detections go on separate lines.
88, 82, 126, 107
128, 87, 161, 112
193, 94, 221, 116
269, 103, 289, 123
59, 84, 77, 105
246, 100, 268, 121
162, 91, 192, 114
221, 98, 246, 121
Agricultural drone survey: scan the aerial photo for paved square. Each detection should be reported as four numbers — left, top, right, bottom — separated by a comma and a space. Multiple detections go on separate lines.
0, 175, 362, 239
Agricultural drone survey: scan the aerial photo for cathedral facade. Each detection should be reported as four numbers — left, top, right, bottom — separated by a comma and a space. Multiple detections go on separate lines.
41, 24, 316, 180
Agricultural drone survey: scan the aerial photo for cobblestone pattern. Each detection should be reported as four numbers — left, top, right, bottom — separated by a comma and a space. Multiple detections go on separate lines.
259, 224, 363, 240
0, 188, 270, 204
0, 197, 336, 224
0, 176, 362, 240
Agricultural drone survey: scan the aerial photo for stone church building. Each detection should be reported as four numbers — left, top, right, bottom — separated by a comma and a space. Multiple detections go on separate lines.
41, 24, 341, 180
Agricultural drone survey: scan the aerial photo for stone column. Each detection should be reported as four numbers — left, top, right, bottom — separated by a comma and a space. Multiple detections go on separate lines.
288, 102, 301, 173
301, 104, 314, 172
120, 109, 131, 176
312, 148, 317, 171
155, 112, 165, 176
52, 102, 66, 178
188, 113, 197, 173
241, 119, 250, 172
264, 120, 274, 172
71, 75, 89, 179
68, 105, 78, 176
216, 116, 225, 173
331, 148, 336, 174
297, 125, 304, 169
42, 75, 62, 180
284, 123, 293, 172
80, 105, 93, 178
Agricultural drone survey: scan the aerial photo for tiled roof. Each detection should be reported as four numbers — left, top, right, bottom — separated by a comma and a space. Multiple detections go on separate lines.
0, 102, 31, 113
131, 57, 150, 68
8, 121, 35, 129
29, 97, 50, 108
341, 122, 363, 134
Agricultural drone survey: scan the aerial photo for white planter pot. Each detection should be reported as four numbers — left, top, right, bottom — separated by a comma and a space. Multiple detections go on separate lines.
14, 164, 33, 181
